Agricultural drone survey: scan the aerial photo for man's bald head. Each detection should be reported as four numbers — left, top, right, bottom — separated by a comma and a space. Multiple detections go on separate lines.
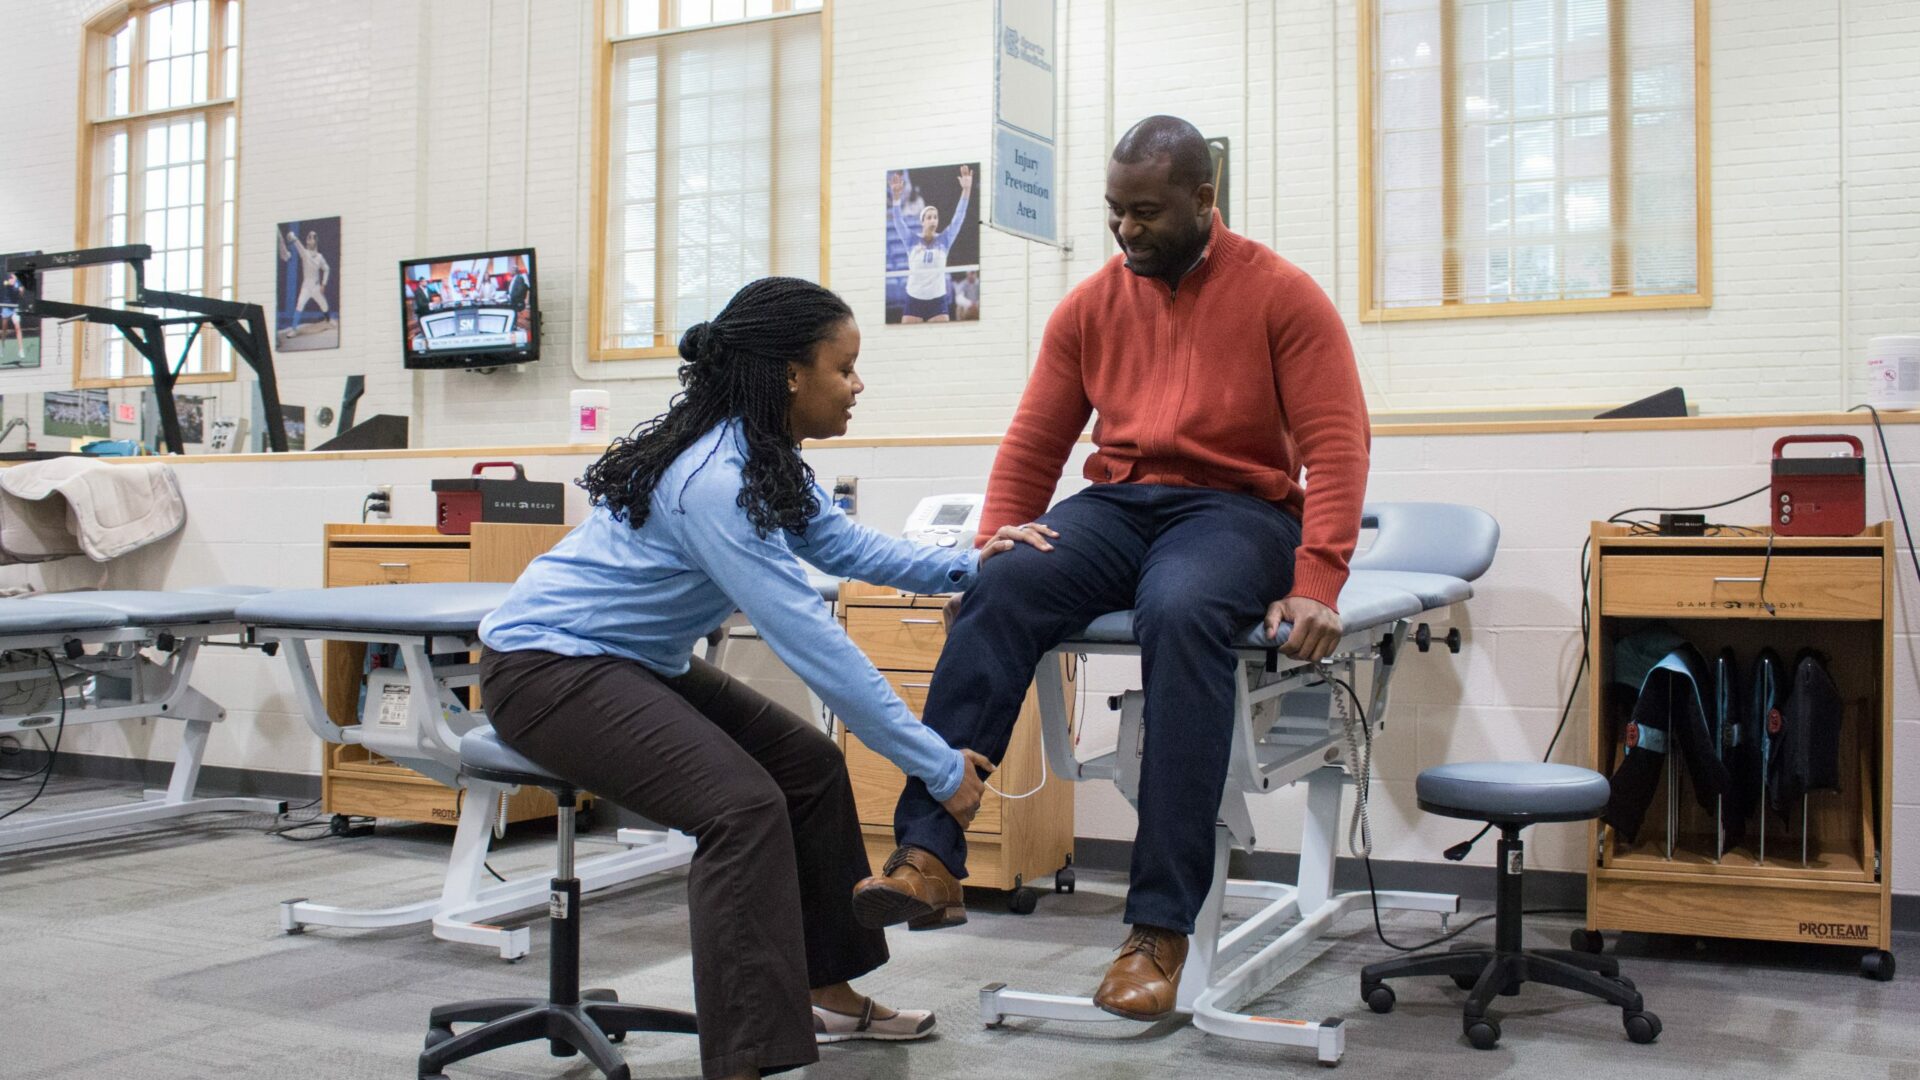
1110, 115, 1213, 192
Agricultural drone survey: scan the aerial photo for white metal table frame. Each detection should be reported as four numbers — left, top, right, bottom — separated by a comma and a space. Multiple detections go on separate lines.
979, 617, 1460, 1066
260, 624, 694, 960
0, 616, 286, 853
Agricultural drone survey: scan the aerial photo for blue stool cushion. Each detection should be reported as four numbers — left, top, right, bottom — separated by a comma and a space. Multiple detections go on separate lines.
459, 725, 569, 790
1416, 762, 1611, 824
0, 598, 128, 634
237, 582, 512, 636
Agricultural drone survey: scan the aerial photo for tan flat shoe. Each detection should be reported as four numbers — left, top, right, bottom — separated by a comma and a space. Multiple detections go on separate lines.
812, 997, 936, 1043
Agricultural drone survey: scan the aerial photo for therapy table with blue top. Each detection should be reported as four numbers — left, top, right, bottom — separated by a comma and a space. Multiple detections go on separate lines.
0, 588, 287, 853
980, 502, 1501, 1065
237, 582, 697, 961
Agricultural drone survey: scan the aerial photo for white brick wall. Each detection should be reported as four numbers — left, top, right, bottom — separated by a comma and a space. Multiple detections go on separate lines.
5, 2, 1914, 445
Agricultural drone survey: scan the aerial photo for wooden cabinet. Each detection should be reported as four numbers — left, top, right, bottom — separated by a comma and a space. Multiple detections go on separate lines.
836, 581, 1076, 897
319, 523, 563, 827
1584, 523, 1894, 967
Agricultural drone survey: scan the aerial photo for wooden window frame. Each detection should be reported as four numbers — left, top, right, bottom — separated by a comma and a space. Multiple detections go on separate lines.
588, 0, 831, 363
75, 0, 240, 389
1357, 0, 1712, 322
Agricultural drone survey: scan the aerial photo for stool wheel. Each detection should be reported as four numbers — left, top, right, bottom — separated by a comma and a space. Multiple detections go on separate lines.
1861, 949, 1895, 981
1363, 983, 1395, 1014
423, 1026, 453, 1050
1624, 1009, 1661, 1044
1464, 1017, 1500, 1049
1570, 929, 1605, 954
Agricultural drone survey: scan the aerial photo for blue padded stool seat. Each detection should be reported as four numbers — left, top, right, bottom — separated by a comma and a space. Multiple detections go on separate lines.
425, 724, 697, 1079
1416, 762, 1611, 825
459, 726, 570, 793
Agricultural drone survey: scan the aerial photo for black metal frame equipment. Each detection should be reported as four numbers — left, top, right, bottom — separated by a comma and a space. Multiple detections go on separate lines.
8, 244, 288, 454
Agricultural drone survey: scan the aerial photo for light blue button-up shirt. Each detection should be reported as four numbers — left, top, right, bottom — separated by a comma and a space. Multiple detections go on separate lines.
480, 420, 976, 801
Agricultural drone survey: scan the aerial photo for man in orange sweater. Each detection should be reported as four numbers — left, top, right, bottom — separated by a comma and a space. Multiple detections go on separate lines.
854, 116, 1370, 1020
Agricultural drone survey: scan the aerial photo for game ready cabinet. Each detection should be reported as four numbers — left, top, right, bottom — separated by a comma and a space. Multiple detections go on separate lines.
1583, 522, 1896, 979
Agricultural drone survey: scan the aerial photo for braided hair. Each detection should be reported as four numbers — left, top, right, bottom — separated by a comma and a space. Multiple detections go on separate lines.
579, 276, 853, 537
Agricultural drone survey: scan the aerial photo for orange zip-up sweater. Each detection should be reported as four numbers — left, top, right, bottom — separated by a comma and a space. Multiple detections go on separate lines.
979, 213, 1370, 611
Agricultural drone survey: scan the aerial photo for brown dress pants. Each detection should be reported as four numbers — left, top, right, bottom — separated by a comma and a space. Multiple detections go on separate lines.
479, 647, 889, 1079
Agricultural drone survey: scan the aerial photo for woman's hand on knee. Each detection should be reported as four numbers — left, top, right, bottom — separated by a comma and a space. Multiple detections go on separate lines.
978, 522, 1057, 566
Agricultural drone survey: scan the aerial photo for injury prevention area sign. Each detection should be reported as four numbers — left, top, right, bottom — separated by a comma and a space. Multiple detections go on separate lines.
992, 0, 1059, 246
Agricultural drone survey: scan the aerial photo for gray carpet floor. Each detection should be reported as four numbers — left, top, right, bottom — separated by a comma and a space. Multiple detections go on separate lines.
2, 777, 1915, 1080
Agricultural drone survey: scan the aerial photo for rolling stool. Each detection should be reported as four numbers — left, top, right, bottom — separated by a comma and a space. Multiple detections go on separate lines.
1359, 762, 1661, 1050
419, 726, 697, 1080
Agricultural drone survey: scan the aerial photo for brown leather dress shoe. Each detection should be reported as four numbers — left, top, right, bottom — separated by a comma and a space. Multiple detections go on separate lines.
851, 846, 968, 930
1093, 924, 1189, 1021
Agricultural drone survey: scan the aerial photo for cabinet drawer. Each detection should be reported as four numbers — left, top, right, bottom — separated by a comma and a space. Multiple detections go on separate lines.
845, 606, 948, 670
1599, 555, 1880, 620
843, 674, 1002, 835
329, 546, 471, 586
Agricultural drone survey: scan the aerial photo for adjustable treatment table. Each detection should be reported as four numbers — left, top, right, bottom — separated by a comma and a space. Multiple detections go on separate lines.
0, 588, 288, 853
979, 502, 1501, 1065
237, 583, 698, 960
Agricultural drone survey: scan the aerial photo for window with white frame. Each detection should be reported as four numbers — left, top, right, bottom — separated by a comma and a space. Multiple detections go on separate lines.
1361, 0, 1706, 319
80, 0, 240, 383
594, 0, 825, 360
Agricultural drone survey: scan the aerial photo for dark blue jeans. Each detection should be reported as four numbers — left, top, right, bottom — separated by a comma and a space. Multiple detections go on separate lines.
894, 483, 1301, 934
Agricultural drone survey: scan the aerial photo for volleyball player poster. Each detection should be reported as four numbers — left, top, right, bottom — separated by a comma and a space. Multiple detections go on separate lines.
884, 163, 981, 325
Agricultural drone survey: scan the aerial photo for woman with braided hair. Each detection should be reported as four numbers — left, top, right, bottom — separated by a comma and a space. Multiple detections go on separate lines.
478, 277, 1048, 1079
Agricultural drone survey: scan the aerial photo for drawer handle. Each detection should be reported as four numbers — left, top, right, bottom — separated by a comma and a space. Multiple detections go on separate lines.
1712, 576, 1764, 584
898, 682, 932, 689
897, 618, 941, 625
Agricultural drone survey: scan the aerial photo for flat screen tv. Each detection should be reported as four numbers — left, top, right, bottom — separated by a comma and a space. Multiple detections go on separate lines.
400, 248, 539, 370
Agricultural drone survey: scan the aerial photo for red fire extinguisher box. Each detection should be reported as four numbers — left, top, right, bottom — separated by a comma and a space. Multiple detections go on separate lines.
431, 461, 565, 536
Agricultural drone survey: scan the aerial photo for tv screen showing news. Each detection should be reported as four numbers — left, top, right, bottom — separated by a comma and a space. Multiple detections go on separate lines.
400, 248, 538, 369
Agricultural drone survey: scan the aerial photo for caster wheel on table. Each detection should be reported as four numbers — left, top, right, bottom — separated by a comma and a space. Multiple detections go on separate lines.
1624, 1010, 1662, 1044
1571, 929, 1606, 954
1007, 886, 1040, 915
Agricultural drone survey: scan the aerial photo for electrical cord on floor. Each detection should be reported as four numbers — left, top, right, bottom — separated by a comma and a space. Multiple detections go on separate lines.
0, 731, 55, 782
1325, 672, 1584, 953
0, 650, 67, 824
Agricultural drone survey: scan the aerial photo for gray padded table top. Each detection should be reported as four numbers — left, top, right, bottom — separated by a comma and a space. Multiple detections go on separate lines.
18, 588, 265, 624
1063, 572, 1432, 648
0, 598, 128, 634
237, 582, 513, 636
459, 725, 563, 787
1342, 570, 1473, 609
1415, 762, 1610, 822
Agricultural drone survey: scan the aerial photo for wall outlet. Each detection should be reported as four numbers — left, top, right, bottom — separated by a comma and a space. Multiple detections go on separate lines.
831, 475, 858, 518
